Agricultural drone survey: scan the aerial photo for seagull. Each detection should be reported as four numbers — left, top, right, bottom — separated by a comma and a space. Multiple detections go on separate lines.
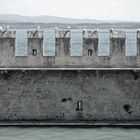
67, 27, 71, 31
37, 25, 40, 30
96, 28, 99, 32
110, 28, 114, 32
54, 27, 58, 31
6, 25, 9, 29
83, 29, 86, 32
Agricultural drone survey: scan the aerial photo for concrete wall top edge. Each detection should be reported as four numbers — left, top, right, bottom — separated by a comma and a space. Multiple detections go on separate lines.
0, 30, 16, 38
110, 30, 126, 38
27, 30, 44, 38
0, 29, 139, 39
55, 30, 71, 38
0, 28, 140, 68
83, 30, 98, 39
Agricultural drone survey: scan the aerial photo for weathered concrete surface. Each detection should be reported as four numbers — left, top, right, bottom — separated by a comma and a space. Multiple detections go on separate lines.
125, 56, 137, 67
0, 70, 140, 125
55, 30, 71, 57
0, 30, 16, 67
110, 30, 126, 67
28, 38, 44, 66
82, 30, 98, 56
137, 30, 140, 66
27, 30, 44, 39
82, 30, 98, 65
0, 30, 16, 38
97, 56, 111, 67
27, 30, 44, 66
0, 38, 16, 66
0, 29, 140, 68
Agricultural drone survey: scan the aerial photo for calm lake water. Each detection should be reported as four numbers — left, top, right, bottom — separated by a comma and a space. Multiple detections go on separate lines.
3, 28, 140, 139
0, 127, 140, 140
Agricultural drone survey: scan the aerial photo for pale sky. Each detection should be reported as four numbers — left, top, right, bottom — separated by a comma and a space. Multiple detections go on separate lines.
0, 0, 140, 21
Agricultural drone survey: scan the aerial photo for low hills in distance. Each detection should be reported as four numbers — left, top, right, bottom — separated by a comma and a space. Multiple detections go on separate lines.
0, 14, 123, 24
0, 14, 140, 29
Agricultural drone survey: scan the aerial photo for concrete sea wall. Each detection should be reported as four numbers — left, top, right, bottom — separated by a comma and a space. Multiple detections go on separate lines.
0, 29, 140, 125
0, 70, 140, 125
0, 29, 140, 68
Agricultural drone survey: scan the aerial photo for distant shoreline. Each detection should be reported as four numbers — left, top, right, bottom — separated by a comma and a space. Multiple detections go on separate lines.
0, 22, 140, 29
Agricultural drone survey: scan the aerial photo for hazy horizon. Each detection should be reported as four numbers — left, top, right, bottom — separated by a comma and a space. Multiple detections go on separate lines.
0, 0, 140, 22
0, 14, 129, 22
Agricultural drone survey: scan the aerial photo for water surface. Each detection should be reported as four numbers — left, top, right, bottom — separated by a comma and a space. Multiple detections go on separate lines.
0, 127, 140, 140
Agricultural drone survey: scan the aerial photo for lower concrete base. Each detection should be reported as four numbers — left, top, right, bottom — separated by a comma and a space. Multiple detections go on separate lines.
0, 70, 140, 125
0, 121, 140, 126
